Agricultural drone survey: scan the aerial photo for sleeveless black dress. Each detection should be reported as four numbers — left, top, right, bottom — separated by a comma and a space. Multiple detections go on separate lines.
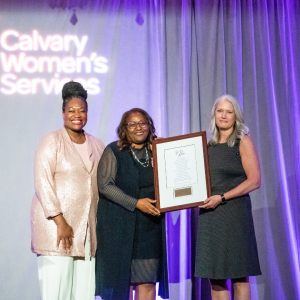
195, 140, 261, 279
131, 147, 162, 282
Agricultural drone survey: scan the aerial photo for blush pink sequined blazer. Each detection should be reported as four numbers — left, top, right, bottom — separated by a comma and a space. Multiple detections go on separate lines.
30, 127, 105, 257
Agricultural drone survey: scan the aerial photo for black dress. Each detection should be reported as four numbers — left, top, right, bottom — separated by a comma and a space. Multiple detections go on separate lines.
131, 146, 162, 283
195, 140, 261, 279
95, 142, 169, 300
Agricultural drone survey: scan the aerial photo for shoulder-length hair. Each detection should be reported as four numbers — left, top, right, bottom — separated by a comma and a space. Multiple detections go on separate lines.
116, 108, 157, 150
209, 94, 249, 147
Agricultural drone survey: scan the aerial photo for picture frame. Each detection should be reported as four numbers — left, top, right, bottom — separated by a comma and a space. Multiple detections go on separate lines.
152, 132, 211, 212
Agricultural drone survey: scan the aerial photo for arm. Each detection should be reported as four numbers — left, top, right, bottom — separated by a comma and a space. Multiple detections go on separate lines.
34, 133, 62, 218
97, 147, 139, 211
201, 136, 261, 209
97, 147, 160, 216
34, 133, 73, 251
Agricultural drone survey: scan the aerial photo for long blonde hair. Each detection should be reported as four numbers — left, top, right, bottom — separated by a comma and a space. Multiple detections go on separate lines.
209, 94, 249, 147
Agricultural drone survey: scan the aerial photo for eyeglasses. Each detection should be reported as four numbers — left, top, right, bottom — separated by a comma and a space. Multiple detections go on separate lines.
125, 121, 148, 130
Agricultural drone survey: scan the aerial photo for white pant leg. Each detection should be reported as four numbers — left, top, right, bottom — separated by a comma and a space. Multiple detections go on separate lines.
71, 229, 96, 300
37, 255, 74, 300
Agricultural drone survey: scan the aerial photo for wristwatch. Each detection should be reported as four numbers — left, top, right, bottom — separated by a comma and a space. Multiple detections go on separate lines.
220, 193, 226, 205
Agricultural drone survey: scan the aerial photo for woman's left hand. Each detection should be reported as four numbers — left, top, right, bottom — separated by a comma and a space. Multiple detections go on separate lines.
136, 198, 160, 216
200, 195, 222, 209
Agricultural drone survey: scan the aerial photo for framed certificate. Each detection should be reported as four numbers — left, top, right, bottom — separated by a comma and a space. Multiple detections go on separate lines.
152, 132, 211, 212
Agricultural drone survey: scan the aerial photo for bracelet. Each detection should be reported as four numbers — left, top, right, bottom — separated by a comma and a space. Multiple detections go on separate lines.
220, 193, 226, 205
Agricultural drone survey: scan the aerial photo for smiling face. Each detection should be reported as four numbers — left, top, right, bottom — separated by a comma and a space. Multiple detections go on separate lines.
63, 97, 87, 132
215, 100, 236, 132
125, 112, 149, 148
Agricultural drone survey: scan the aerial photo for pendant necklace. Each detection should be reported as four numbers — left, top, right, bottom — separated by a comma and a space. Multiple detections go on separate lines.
131, 146, 149, 168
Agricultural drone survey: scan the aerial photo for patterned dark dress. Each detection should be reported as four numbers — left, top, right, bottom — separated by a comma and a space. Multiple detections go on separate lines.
195, 140, 261, 279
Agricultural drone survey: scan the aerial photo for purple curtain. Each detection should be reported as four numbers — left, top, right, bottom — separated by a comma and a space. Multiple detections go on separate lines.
0, 1, 299, 299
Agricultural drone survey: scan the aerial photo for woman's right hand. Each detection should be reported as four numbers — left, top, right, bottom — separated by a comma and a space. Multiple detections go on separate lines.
136, 198, 160, 216
52, 214, 74, 253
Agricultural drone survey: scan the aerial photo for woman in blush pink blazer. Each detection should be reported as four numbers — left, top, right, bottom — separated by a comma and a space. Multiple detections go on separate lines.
30, 81, 105, 300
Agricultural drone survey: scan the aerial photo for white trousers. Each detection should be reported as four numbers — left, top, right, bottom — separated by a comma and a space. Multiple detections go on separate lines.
37, 231, 95, 300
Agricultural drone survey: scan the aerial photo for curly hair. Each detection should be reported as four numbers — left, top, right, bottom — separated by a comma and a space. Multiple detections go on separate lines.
62, 81, 88, 112
116, 108, 157, 150
209, 94, 249, 147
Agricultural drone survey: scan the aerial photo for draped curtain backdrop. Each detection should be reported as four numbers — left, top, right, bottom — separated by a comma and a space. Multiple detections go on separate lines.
1, 1, 299, 299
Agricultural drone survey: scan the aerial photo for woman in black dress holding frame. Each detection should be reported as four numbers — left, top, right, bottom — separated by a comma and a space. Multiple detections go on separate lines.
95, 108, 168, 300
195, 95, 261, 300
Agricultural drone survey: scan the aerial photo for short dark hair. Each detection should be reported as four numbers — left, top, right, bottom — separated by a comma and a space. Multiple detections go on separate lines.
116, 108, 157, 150
62, 81, 88, 112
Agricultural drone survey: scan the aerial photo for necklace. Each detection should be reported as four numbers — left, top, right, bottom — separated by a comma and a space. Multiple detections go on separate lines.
130, 146, 149, 168
67, 129, 84, 144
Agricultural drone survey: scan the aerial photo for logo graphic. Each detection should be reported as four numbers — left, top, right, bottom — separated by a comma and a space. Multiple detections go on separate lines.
0, 30, 108, 95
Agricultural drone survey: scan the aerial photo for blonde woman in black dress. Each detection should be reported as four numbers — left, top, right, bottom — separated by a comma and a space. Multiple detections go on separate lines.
195, 95, 261, 300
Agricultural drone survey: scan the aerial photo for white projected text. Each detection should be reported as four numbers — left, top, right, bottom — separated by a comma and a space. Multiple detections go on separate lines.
0, 30, 108, 95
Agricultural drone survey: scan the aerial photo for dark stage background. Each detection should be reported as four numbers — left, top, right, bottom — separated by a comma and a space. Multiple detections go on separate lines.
1, 0, 299, 299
